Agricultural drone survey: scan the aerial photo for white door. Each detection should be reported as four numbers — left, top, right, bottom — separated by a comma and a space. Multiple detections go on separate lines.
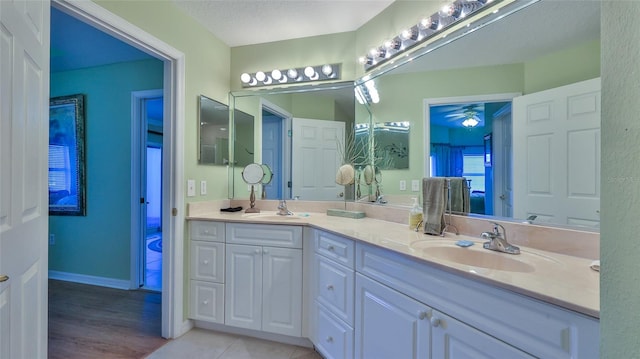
0, 1, 50, 358
513, 78, 600, 228
262, 247, 302, 337
431, 310, 534, 359
355, 274, 430, 359
225, 244, 262, 331
292, 118, 345, 200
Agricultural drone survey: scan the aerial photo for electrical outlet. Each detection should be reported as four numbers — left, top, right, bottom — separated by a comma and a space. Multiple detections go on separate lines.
187, 179, 196, 197
49, 234, 55, 245
200, 180, 207, 195
399, 180, 407, 191
411, 179, 420, 192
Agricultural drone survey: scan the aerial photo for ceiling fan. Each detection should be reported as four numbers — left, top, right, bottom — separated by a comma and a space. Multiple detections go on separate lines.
444, 103, 483, 127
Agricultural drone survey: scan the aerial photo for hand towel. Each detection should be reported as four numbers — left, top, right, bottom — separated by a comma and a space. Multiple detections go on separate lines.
446, 177, 464, 213
422, 177, 447, 235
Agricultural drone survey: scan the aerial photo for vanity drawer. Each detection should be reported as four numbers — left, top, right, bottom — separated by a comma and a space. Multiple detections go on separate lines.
226, 223, 302, 248
315, 255, 354, 325
190, 221, 225, 242
189, 280, 224, 324
314, 230, 354, 268
315, 301, 354, 359
190, 241, 225, 283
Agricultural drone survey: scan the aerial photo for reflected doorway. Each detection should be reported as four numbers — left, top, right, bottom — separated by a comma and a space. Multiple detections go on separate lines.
261, 102, 292, 200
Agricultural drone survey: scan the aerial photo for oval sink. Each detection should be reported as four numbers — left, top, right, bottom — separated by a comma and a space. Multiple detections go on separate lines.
241, 213, 303, 220
419, 245, 535, 273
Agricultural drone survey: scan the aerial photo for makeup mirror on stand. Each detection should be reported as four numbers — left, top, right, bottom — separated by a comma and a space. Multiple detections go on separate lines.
242, 163, 265, 213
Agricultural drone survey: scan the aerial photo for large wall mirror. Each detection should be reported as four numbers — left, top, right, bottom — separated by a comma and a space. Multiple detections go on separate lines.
229, 82, 365, 201
355, 0, 601, 230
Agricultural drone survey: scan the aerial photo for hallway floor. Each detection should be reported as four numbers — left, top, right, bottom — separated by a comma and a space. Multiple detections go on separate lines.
145, 231, 162, 290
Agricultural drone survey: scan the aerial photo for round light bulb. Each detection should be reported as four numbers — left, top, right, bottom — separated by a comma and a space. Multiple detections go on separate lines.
304, 66, 315, 78
240, 73, 251, 84
255, 71, 266, 82
321, 64, 333, 76
271, 69, 282, 81
287, 68, 298, 79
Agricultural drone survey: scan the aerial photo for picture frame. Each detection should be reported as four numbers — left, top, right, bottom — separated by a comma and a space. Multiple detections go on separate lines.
483, 133, 492, 167
49, 94, 86, 216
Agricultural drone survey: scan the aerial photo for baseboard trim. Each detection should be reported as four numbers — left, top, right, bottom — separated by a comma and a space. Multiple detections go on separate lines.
193, 321, 313, 348
48, 270, 131, 290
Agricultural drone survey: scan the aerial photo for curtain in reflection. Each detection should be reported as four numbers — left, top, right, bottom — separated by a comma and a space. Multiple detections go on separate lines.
431, 143, 450, 176
431, 144, 465, 177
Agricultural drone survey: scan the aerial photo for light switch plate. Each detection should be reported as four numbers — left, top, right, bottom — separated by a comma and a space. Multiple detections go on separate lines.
187, 179, 196, 197
411, 179, 420, 192
400, 180, 407, 191
200, 180, 207, 195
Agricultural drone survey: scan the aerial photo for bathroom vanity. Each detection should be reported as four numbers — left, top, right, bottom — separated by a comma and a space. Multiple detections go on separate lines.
186, 210, 599, 358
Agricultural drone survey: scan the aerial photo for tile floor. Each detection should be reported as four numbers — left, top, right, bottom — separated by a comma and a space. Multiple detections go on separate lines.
146, 329, 323, 359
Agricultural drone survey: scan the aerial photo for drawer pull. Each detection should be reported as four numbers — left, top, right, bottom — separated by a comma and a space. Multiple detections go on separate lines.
203, 299, 209, 305
263, 249, 269, 254
418, 311, 429, 320
431, 317, 441, 327
203, 260, 209, 265
326, 284, 334, 291
326, 336, 334, 343
203, 230, 210, 234
327, 245, 335, 251
254, 249, 261, 254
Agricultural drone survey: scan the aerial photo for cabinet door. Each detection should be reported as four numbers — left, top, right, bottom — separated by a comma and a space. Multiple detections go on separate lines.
190, 280, 224, 323
355, 274, 431, 359
225, 244, 262, 331
431, 310, 535, 359
190, 241, 225, 283
262, 247, 303, 337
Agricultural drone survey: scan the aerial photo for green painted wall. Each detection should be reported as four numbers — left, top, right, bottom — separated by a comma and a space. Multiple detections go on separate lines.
95, 0, 232, 202
601, 2, 640, 357
49, 59, 163, 279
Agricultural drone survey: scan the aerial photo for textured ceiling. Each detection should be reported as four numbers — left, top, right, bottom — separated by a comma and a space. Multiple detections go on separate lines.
172, 0, 395, 47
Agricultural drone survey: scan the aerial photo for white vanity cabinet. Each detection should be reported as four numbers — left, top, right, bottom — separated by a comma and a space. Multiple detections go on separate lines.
225, 223, 303, 337
356, 242, 600, 359
310, 229, 356, 359
189, 221, 226, 323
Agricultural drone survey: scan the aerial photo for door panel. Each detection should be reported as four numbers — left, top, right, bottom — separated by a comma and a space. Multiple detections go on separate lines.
225, 244, 262, 330
0, 0, 50, 357
262, 247, 302, 336
513, 78, 600, 228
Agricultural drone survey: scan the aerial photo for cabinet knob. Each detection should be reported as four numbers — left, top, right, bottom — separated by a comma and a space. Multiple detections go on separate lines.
327, 245, 335, 251
203, 260, 209, 265
418, 311, 429, 320
203, 299, 208, 305
254, 249, 261, 254
326, 284, 334, 291
326, 336, 333, 343
263, 249, 269, 254
431, 317, 441, 327
203, 230, 210, 234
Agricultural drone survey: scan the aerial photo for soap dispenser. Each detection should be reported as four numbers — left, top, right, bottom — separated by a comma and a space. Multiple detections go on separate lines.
409, 197, 423, 230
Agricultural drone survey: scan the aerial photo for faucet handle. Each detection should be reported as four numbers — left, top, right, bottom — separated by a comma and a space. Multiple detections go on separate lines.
491, 222, 506, 236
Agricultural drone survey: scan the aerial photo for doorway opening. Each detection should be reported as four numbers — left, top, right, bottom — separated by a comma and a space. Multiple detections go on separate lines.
139, 94, 164, 291
424, 93, 519, 218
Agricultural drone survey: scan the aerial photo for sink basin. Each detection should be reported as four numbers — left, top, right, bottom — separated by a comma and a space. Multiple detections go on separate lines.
420, 246, 535, 273
406, 239, 558, 273
241, 213, 304, 220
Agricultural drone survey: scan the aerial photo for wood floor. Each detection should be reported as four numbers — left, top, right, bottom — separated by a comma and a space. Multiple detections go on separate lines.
48, 280, 167, 359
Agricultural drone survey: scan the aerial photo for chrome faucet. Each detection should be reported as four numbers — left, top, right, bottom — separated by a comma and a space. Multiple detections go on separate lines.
277, 200, 293, 216
481, 222, 520, 255
375, 195, 387, 205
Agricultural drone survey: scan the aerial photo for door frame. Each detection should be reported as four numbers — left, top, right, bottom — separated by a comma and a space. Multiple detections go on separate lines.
53, 0, 186, 338
260, 99, 292, 199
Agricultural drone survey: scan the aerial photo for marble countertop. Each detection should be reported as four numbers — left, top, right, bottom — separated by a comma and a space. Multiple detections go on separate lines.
187, 210, 600, 319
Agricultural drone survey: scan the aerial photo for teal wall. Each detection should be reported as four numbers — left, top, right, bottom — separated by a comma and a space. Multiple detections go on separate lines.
49, 59, 163, 280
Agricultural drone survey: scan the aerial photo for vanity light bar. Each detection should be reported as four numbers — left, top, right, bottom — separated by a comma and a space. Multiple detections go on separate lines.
359, 0, 501, 71
240, 63, 341, 88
